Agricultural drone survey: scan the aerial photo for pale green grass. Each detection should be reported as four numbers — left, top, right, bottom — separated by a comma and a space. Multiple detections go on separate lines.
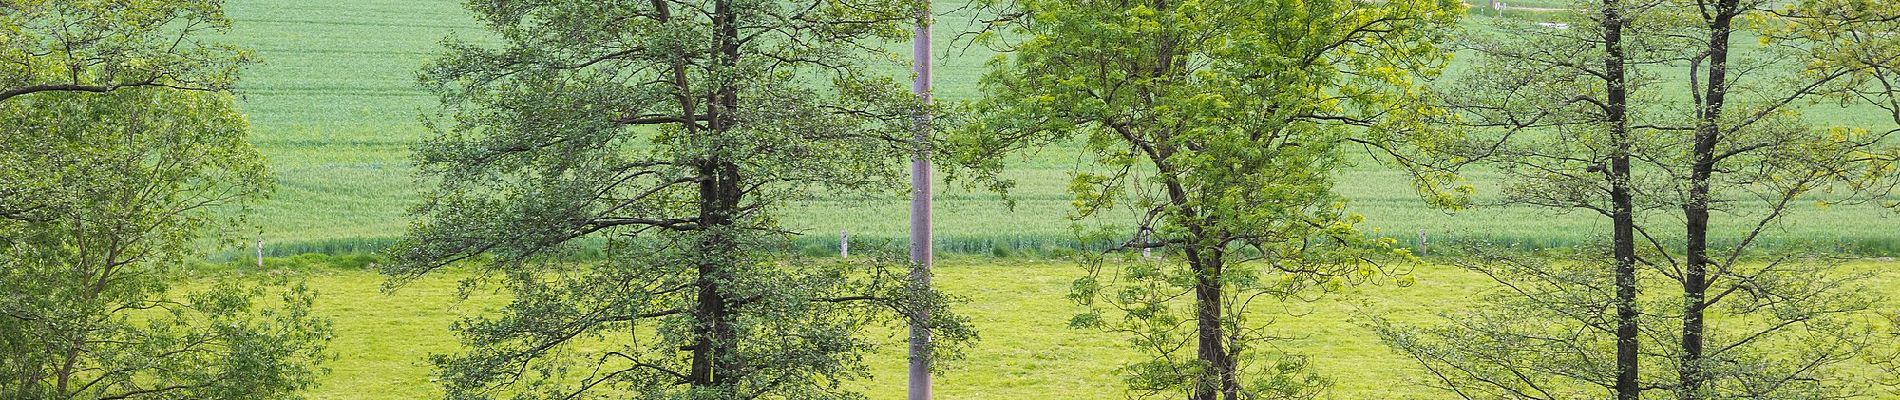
273, 258, 1900, 399
287, 259, 1474, 399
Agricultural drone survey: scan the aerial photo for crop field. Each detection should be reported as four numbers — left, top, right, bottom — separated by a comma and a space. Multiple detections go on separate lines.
218, 0, 1900, 259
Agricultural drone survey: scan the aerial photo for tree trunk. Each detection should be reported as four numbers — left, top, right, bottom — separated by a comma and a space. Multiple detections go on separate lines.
1143, 0, 1227, 396
1681, 1, 1738, 398
1162, 174, 1229, 400
690, 0, 745, 390
690, 160, 743, 390
1188, 247, 1233, 400
1600, 0, 1641, 398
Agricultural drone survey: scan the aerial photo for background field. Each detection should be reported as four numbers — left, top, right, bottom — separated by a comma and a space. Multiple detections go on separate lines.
218, 0, 1900, 259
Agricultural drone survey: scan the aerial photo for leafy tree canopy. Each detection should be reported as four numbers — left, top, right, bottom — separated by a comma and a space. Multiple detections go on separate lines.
955, 0, 1462, 398
383, 0, 972, 399
0, 87, 330, 400
0, 0, 254, 101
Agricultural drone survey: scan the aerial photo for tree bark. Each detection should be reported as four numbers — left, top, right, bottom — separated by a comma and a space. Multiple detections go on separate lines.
689, 0, 745, 390
1680, 1, 1738, 398
1141, 0, 1232, 397
1600, 0, 1642, 398
1163, 177, 1232, 400
689, 160, 743, 390
1190, 250, 1234, 400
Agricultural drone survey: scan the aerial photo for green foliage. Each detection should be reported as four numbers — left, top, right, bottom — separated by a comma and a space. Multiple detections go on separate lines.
957, 0, 1461, 397
381, 0, 972, 399
0, 0, 255, 101
0, 87, 330, 400
1377, 0, 1900, 397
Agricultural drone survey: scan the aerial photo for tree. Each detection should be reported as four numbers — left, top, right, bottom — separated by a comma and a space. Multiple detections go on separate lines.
1376, 0, 1900, 398
1, 1, 330, 398
1668, 0, 1899, 396
0, 87, 331, 400
0, 0, 254, 101
954, 0, 1461, 398
381, 0, 973, 399
0, 0, 255, 220
1372, 1, 1653, 396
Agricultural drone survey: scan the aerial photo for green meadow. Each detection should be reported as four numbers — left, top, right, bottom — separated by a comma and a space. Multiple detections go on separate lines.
194, 0, 1900, 399
251, 257, 1494, 399
232, 255, 1900, 400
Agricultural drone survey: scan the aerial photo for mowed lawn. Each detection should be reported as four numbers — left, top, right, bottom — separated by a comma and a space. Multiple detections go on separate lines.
276, 258, 1900, 399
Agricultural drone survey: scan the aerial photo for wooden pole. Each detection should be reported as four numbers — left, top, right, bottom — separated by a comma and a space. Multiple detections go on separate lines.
841, 230, 850, 258
907, 1, 935, 398
255, 238, 264, 268
1140, 227, 1152, 259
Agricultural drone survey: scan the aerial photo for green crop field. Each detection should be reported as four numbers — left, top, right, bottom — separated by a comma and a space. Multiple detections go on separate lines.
217, 0, 1900, 260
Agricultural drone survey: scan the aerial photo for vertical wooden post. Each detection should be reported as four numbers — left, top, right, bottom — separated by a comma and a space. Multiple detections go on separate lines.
907, 1, 934, 398
841, 230, 850, 258
255, 238, 264, 268
1140, 227, 1153, 259
1417, 229, 1429, 256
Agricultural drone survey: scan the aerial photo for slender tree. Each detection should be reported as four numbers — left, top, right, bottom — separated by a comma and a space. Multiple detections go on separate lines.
382, 0, 973, 399
1668, 0, 1899, 396
1376, 0, 1900, 398
956, 0, 1460, 398
1371, 1, 1654, 396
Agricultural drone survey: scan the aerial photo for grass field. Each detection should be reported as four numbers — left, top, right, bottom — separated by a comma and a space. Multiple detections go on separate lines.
267, 258, 1495, 399
216, 0, 1900, 260
226, 256, 1899, 399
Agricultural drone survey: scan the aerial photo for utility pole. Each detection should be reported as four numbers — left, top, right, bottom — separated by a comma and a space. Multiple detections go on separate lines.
907, 0, 934, 398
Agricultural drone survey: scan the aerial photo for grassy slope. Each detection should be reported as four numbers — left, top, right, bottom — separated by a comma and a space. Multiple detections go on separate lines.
221, 0, 1900, 259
